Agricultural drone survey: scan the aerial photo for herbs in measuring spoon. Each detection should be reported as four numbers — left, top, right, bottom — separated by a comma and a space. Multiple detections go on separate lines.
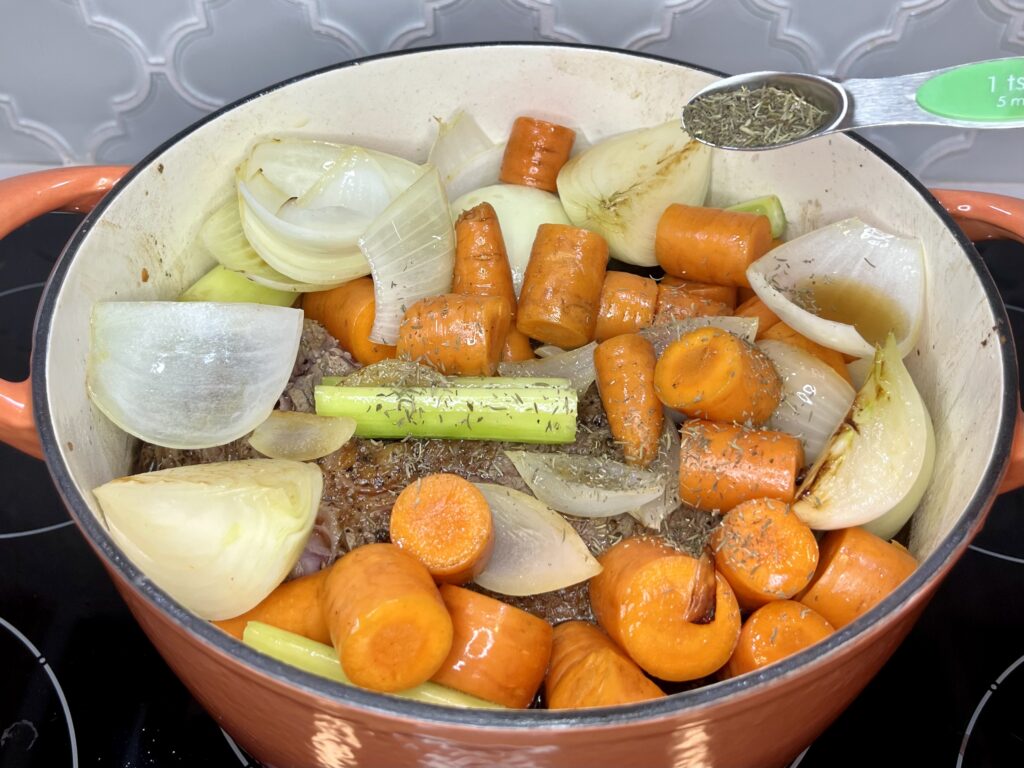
683, 85, 829, 149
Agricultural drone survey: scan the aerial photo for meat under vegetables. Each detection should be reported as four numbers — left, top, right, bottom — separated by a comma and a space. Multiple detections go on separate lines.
134, 321, 717, 625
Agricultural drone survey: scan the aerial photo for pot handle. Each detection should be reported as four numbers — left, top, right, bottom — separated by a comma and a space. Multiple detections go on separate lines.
0, 166, 131, 458
931, 188, 1024, 493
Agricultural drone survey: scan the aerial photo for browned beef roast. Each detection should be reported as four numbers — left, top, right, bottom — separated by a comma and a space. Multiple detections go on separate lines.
134, 321, 717, 625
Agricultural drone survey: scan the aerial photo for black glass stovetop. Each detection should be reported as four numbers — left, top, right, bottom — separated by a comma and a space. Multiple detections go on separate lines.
1, 213, 1022, 768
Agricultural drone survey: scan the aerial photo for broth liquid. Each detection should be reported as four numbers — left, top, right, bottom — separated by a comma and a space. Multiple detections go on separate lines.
799, 278, 905, 346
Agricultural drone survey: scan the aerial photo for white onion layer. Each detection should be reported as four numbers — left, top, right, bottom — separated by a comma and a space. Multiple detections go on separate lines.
473, 483, 602, 596
504, 451, 664, 518
793, 334, 935, 531
498, 342, 597, 395
93, 459, 321, 620
556, 120, 711, 266
360, 166, 456, 344
746, 218, 925, 358
87, 302, 302, 449
248, 411, 357, 462
758, 339, 856, 465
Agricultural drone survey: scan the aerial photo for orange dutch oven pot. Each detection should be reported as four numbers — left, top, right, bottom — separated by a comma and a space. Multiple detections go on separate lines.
1, 45, 1023, 768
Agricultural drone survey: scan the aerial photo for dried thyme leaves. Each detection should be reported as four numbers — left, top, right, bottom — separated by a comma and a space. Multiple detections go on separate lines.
683, 84, 829, 149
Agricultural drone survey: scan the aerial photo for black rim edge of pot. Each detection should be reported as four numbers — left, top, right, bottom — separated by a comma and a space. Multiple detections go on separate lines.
30, 41, 1020, 731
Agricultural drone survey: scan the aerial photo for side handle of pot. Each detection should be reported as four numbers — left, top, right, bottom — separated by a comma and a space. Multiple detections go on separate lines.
932, 188, 1024, 494
0, 166, 131, 458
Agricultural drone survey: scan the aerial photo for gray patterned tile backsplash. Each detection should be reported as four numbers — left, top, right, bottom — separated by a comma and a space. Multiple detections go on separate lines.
1, 0, 1022, 192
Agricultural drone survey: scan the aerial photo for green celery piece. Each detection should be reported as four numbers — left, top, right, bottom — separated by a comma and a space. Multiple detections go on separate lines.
178, 265, 296, 306
242, 621, 503, 709
726, 194, 786, 239
315, 379, 577, 443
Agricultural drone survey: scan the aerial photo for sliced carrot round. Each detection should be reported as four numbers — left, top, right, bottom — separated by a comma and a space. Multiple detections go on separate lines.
389, 473, 494, 585
724, 600, 834, 678
711, 498, 819, 610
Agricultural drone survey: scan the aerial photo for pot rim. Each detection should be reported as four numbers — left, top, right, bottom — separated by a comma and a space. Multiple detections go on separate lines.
31, 41, 1019, 730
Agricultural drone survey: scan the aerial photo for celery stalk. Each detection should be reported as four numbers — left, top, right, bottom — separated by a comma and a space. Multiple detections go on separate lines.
242, 621, 503, 709
314, 379, 577, 443
726, 194, 786, 239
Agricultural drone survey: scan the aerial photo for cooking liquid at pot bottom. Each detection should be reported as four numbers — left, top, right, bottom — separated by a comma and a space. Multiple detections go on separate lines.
799, 277, 906, 346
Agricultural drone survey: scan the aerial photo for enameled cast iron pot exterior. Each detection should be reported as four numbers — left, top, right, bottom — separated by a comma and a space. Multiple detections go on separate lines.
2, 45, 1024, 768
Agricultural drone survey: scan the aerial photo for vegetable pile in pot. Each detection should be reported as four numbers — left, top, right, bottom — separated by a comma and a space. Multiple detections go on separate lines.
86, 109, 934, 710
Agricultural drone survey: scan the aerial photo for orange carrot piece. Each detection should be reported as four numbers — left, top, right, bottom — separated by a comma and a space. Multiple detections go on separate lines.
654, 284, 732, 324
589, 537, 738, 681
453, 202, 518, 316
733, 295, 781, 340
760, 321, 852, 385
653, 326, 782, 424
594, 271, 659, 342
320, 543, 453, 692
724, 600, 834, 678
678, 420, 804, 513
499, 116, 576, 193
397, 293, 511, 376
517, 223, 608, 349
737, 286, 757, 304
302, 278, 397, 365
594, 334, 663, 468
431, 585, 553, 708
502, 328, 536, 362
658, 277, 738, 309
389, 473, 494, 585
655, 205, 773, 287
213, 569, 330, 644
798, 528, 918, 629
545, 621, 665, 709
710, 498, 819, 610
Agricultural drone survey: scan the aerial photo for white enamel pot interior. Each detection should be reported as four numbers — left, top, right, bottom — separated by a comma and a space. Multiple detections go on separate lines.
31, 44, 1017, 766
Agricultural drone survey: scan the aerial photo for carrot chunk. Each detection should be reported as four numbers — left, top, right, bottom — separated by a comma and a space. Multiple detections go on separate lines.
594, 271, 659, 341
711, 498, 819, 610
320, 543, 453, 692
733, 295, 781, 340
499, 116, 576, 193
798, 528, 918, 629
389, 473, 494, 585
453, 202, 518, 316
653, 326, 782, 424
517, 224, 608, 349
302, 278, 396, 365
658, 276, 738, 309
431, 585, 553, 708
397, 293, 511, 376
501, 328, 536, 361
589, 537, 739, 681
678, 420, 804, 513
213, 569, 330, 644
724, 600, 834, 678
594, 333, 663, 467
654, 283, 732, 325
545, 621, 665, 709
655, 205, 772, 287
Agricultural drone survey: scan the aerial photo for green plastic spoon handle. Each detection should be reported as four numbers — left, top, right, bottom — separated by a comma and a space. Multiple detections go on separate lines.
916, 58, 1024, 121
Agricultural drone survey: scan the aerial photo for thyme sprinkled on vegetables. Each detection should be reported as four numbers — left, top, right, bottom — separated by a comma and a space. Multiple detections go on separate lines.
684, 85, 829, 149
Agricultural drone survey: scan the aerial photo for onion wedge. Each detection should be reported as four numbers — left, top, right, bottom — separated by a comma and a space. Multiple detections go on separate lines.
451, 184, 571, 294
87, 302, 302, 449
359, 166, 456, 344
746, 218, 925, 358
473, 483, 601, 596
504, 451, 664, 519
248, 411, 356, 461
93, 459, 321, 620
556, 120, 711, 266
793, 333, 935, 534
758, 339, 856, 465
498, 342, 597, 395
428, 111, 505, 201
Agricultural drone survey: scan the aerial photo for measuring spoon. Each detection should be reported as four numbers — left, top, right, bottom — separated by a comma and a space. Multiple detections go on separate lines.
683, 56, 1024, 150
